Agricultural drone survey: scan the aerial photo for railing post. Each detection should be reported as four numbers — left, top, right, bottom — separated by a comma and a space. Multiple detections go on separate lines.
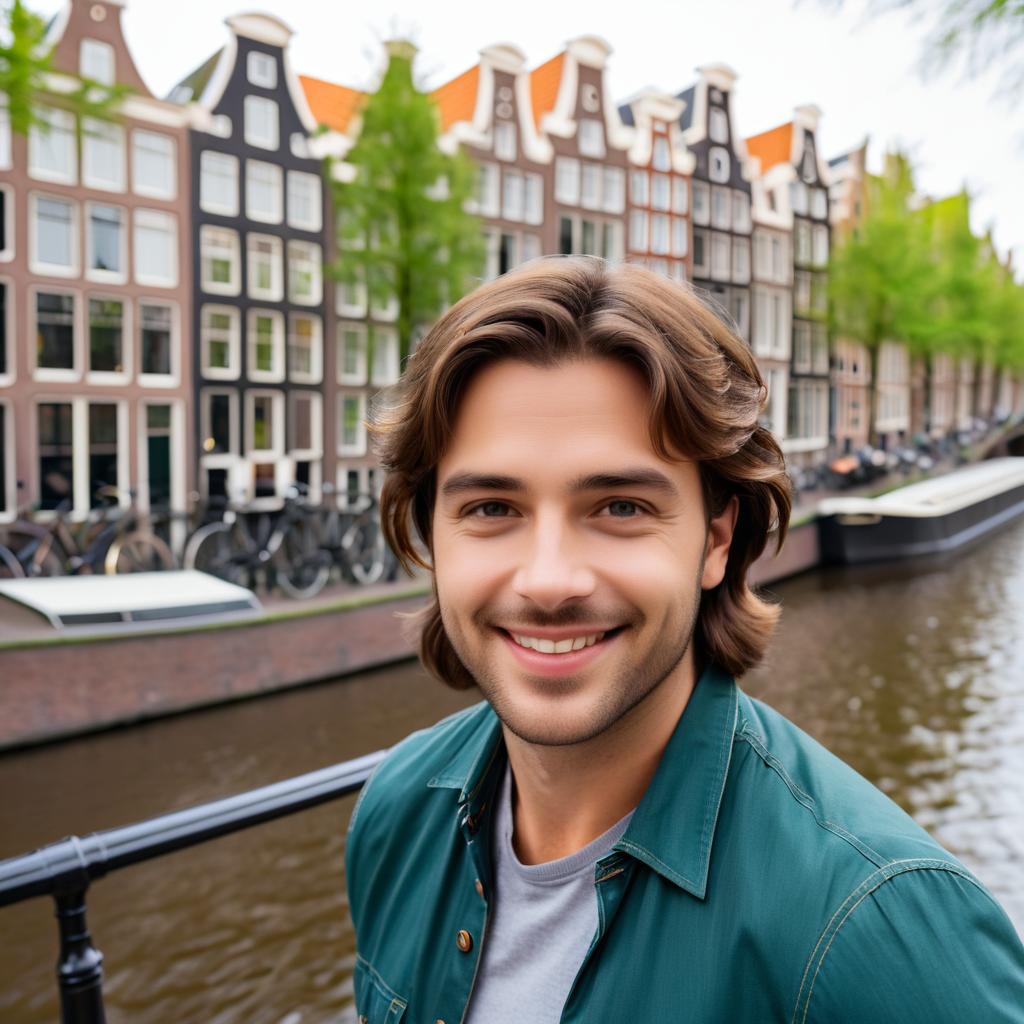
54, 888, 106, 1024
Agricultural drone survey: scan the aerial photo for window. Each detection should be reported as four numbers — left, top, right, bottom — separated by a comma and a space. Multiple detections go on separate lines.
811, 187, 828, 220
247, 234, 283, 300
244, 96, 279, 151
795, 270, 811, 312
86, 203, 125, 279
709, 147, 730, 184
795, 220, 812, 265
559, 216, 573, 256
598, 167, 622, 214
692, 230, 709, 276
525, 173, 544, 225
38, 402, 74, 509
651, 214, 670, 256
32, 195, 77, 273
337, 324, 367, 384
672, 178, 688, 214
287, 241, 322, 305
87, 402, 124, 506
793, 322, 812, 372
710, 233, 730, 280
35, 292, 76, 372
812, 272, 828, 314
498, 232, 516, 276
709, 107, 728, 144
337, 393, 367, 455
732, 191, 751, 234
477, 163, 500, 217
732, 236, 750, 283
651, 174, 671, 212
0, 281, 9, 378
581, 164, 601, 210
200, 151, 239, 215
711, 187, 730, 230
140, 302, 174, 377
557, 215, 622, 261
30, 107, 76, 184
289, 391, 320, 455
629, 210, 648, 251
134, 210, 177, 287
88, 297, 125, 375
200, 225, 240, 295
753, 287, 771, 356
247, 391, 283, 454
81, 118, 126, 192
692, 182, 709, 225
812, 323, 829, 374
201, 389, 237, 456
370, 326, 400, 386
0, 98, 10, 170
771, 235, 787, 281
80, 39, 115, 84
579, 118, 605, 159
494, 121, 516, 161
0, 402, 9, 517
247, 309, 284, 382
773, 292, 790, 358
631, 170, 649, 207
246, 160, 283, 223
336, 273, 367, 317
288, 313, 322, 383
287, 171, 322, 231
652, 135, 671, 172
247, 50, 277, 88
812, 224, 829, 266
728, 289, 749, 341
200, 304, 240, 378
132, 131, 176, 200
790, 183, 808, 216
503, 170, 525, 221
671, 217, 688, 258
555, 158, 580, 205
522, 233, 541, 263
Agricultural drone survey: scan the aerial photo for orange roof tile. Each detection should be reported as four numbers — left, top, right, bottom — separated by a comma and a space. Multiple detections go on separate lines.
431, 64, 480, 132
745, 122, 793, 174
529, 52, 565, 129
300, 75, 365, 135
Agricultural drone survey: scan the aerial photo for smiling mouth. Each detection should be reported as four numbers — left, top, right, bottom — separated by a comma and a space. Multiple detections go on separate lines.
501, 627, 626, 655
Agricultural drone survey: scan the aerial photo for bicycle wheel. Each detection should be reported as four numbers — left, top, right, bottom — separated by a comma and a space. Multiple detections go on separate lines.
183, 522, 249, 587
104, 532, 176, 575
342, 511, 387, 586
0, 544, 25, 579
274, 518, 330, 599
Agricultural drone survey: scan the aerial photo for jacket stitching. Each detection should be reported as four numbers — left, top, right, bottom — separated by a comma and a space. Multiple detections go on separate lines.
792, 859, 983, 1024
355, 952, 408, 1009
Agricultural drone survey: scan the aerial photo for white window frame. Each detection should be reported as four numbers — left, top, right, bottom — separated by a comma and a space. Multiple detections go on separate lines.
651, 213, 670, 256
651, 174, 671, 212
710, 187, 731, 230
652, 135, 671, 172
581, 163, 601, 211
692, 181, 710, 226
337, 392, 367, 456
336, 274, 367, 318
0, 394, 15, 523
337, 322, 368, 384
288, 390, 322, 460
671, 217, 688, 258
245, 389, 285, 457
247, 50, 277, 89
709, 147, 731, 184
494, 121, 516, 162
0, 97, 11, 170
709, 107, 729, 145
732, 236, 750, 284
579, 118, 606, 159
370, 325, 400, 387
602, 167, 625, 214
732, 190, 751, 234
287, 170, 322, 232
812, 224, 829, 267
692, 228, 709, 277
31, 286, 79, 382
30, 193, 80, 278
287, 240, 323, 306
0, 275, 14, 387
131, 130, 177, 200
477, 163, 500, 217
199, 151, 239, 216
631, 170, 649, 206
555, 158, 580, 205
133, 209, 178, 288
81, 117, 126, 192
86, 292, 131, 383
502, 169, 525, 221
246, 308, 285, 383
629, 210, 648, 252
288, 312, 323, 385
244, 95, 279, 151
710, 232, 731, 282
200, 303, 241, 380
138, 298, 180, 387
200, 388, 240, 462
85, 201, 127, 284
245, 159, 283, 224
29, 107, 77, 185
672, 177, 688, 215
200, 224, 241, 296
246, 233, 283, 301
80, 39, 115, 84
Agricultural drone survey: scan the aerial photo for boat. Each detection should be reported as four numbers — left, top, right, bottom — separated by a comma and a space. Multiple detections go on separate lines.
816, 457, 1024, 564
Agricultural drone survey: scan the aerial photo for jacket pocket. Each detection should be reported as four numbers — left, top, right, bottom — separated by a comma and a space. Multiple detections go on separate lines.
353, 953, 407, 1024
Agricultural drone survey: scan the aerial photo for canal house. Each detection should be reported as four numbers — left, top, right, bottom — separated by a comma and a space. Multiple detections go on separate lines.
618, 89, 694, 283
170, 13, 329, 508
0, 0, 193, 527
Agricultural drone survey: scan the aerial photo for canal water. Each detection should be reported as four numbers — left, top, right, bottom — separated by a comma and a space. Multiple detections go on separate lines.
2, 517, 1023, 1021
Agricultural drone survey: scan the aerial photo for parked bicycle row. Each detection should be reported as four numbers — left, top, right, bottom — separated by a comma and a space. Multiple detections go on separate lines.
0, 481, 400, 600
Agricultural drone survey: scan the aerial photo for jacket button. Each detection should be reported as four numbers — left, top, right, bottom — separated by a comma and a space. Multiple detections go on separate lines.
456, 929, 474, 952
474, 878, 484, 898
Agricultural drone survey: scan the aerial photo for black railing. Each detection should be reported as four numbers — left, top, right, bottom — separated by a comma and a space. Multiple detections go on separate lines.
0, 749, 388, 1023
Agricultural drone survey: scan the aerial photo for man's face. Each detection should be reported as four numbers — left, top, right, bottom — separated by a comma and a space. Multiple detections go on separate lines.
433, 357, 736, 747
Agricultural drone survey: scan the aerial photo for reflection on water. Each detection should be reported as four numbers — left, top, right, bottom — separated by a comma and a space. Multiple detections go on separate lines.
1, 518, 1022, 1021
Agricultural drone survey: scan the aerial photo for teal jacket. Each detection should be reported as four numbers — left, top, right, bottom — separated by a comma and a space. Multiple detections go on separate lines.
345, 665, 1024, 1023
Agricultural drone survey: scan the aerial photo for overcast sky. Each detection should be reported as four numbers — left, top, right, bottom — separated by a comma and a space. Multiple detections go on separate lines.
41, 0, 1023, 275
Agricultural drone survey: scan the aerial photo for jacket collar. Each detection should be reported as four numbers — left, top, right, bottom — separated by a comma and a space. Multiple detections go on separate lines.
427, 663, 739, 899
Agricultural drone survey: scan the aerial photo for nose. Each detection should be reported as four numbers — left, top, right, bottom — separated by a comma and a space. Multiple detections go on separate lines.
510, 509, 596, 610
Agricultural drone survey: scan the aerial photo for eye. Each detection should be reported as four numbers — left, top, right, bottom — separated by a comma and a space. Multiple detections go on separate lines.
601, 499, 645, 518
467, 500, 515, 518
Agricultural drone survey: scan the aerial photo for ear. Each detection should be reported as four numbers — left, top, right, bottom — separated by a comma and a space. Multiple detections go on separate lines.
701, 495, 739, 590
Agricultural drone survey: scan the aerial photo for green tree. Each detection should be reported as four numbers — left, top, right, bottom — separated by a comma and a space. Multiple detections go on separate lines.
829, 151, 935, 443
1, 0, 130, 136
327, 40, 484, 363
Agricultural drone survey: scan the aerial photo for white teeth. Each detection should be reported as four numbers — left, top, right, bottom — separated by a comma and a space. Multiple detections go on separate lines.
510, 632, 606, 653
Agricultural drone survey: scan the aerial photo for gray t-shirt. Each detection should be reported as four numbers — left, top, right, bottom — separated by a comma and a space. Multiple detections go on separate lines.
463, 764, 635, 1024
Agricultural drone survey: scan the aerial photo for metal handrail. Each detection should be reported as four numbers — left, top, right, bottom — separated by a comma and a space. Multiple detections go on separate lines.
0, 748, 388, 1023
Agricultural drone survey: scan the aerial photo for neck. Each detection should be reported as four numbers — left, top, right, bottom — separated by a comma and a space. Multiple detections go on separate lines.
504, 650, 700, 865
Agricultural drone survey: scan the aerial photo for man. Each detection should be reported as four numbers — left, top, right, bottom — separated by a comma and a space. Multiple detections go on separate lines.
345, 257, 1024, 1023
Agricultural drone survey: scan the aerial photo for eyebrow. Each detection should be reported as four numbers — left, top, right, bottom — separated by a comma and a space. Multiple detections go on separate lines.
439, 468, 680, 499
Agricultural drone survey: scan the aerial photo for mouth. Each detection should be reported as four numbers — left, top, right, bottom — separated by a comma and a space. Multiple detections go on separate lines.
496, 626, 627, 677
504, 627, 626, 653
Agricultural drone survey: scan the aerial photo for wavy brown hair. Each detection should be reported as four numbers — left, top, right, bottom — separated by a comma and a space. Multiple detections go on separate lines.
370, 256, 791, 684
